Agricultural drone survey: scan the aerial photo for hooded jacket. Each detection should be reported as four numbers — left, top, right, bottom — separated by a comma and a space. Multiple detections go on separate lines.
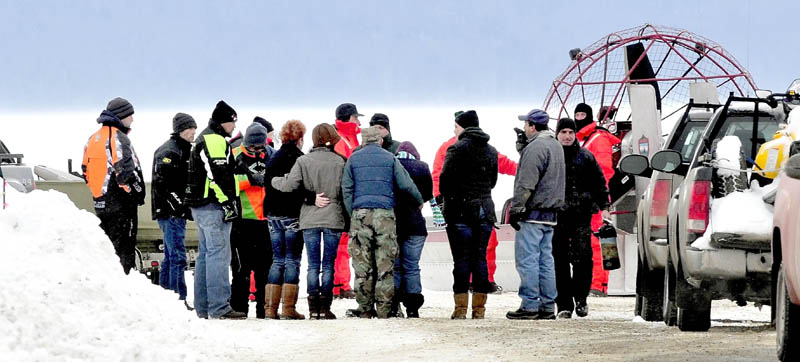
439, 127, 498, 224
432, 136, 517, 197
151, 134, 192, 219
576, 122, 620, 185
82, 110, 145, 212
559, 141, 610, 222
395, 142, 434, 237
511, 130, 566, 224
185, 120, 238, 207
233, 145, 268, 220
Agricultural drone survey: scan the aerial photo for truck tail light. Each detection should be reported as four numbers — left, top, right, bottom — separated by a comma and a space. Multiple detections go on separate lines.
151, 261, 159, 268
687, 180, 711, 234
650, 179, 671, 229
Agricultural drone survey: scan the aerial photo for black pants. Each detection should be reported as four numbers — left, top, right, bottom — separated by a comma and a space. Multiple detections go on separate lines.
97, 206, 138, 275
552, 216, 593, 312
445, 208, 492, 294
230, 218, 272, 315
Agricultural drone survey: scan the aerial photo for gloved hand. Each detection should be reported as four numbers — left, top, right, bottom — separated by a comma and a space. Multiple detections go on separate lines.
221, 198, 240, 222
248, 173, 265, 187
431, 204, 446, 227
508, 207, 526, 231
514, 127, 528, 153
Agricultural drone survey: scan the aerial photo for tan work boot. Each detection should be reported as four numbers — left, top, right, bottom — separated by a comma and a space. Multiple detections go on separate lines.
471, 293, 487, 319
264, 284, 282, 319
451, 293, 469, 319
279, 284, 305, 320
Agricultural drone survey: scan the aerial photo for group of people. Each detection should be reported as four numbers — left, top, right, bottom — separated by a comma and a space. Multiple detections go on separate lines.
81, 96, 619, 321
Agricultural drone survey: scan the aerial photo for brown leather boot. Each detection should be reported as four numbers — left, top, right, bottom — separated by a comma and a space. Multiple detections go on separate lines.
264, 284, 282, 320
451, 293, 469, 319
472, 293, 487, 319
279, 284, 305, 320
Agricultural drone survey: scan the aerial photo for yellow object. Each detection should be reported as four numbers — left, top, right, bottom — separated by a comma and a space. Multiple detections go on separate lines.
753, 131, 794, 178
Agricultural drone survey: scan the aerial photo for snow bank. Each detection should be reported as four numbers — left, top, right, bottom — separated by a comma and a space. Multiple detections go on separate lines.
0, 189, 230, 362
715, 136, 743, 177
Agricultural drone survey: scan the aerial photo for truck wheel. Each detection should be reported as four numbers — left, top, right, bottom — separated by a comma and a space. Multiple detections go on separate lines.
637, 251, 664, 321
663, 253, 677, 326
777, 263, 800, 361
675, 263, 712, 332
711, 138, 748, 198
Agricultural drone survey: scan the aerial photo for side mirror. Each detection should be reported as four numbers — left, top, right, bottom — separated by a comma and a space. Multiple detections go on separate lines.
651, 150, 683, 173
619, 154, 652, 178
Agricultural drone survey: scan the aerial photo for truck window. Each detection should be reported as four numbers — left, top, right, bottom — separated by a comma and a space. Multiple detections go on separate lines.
668, 121, 706, 161
715, 115, 780, 160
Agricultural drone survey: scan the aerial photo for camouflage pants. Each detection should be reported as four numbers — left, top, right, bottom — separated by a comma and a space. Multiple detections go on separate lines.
349, 208, 398, 318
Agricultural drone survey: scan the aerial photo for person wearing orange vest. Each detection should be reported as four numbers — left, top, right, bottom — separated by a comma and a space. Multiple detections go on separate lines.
574, 103, 618, 296
82, 97, 145, 275
229, 123, 273, 318
432, 111, 518, 294
331, 102, 362, 299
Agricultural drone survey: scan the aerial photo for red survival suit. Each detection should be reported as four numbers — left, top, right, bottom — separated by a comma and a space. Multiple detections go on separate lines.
432, 136, 518, 284
332, 119, 360, 296
576, 122, 620, 294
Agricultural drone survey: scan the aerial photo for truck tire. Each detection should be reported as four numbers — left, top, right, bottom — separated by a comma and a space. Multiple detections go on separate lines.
663, 253, 677, 326
675, 261, 712, 332
777, 263, 800, 361
711, 139, 748, 198
637, 251, 664, 321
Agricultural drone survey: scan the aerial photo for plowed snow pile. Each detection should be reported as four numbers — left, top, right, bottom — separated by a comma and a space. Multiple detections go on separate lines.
0, 189, 228, 362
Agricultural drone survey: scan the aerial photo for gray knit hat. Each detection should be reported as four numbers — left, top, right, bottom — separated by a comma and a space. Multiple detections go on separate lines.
244, 123, 268, 147
106, 97, 134, 120
172, 113, 197, 133
361, 126, 382, 144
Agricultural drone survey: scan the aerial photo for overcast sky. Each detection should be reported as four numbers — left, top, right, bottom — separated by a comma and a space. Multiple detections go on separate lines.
1, 0, 797, 112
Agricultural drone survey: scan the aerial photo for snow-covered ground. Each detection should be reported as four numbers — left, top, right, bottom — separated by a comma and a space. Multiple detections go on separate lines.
0, 185, 777, 362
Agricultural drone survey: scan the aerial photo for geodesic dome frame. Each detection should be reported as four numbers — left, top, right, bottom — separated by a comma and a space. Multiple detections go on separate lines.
543, 24, 757, 125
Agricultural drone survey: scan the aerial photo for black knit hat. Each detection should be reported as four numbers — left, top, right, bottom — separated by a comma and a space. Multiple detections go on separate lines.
455, 110, 479, 129
369, 113, 390, 131
173, 113, 197, 133
335, 103, 363, 121
253, 116, 273, 133
212, 100, 237, 124
556, 118, 577, 133
574, 103, 594, 130
106, 97, 134, 120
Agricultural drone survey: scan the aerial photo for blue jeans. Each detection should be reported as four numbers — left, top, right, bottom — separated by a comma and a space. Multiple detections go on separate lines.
515, 222, 557, 312
303, 228, 341, 296
157, 217, 188, 300
191, 203, 233, 318
446, 207, 492, 294
394, 234, 426, 294
268, 217, 304, 285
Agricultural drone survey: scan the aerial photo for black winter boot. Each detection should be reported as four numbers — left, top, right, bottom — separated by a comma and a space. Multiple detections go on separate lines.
319, 294, 337, 319
389, 289, 405, 318
307, 295, 320, 320
403, 293, 425, 318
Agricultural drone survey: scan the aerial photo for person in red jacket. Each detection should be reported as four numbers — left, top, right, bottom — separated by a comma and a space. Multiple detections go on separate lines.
331, 103, 363, 299
432, 111, 518, 294
574, 103, 618, 296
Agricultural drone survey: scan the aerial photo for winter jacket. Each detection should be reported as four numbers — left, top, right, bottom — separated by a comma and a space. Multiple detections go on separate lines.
432, 136, 517, 197
233, 145, 268, 220
395, 145, 433, 238
271, 146, 347, 230
559, 141, 610, 221
439, 127, 498, 224
342, 144, 423, 214
263, 143, 305, 219
576, 123, 620, 186
334, 120, 360, 159
511, 130, 566, 223
382, 134, 401, 154
82, 110, 145, 212
151, 134, 192, 220
185, 121, 238, 207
